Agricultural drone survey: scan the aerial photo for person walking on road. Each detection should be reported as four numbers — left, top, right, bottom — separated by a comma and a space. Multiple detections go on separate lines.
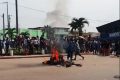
74, 39, 84, 60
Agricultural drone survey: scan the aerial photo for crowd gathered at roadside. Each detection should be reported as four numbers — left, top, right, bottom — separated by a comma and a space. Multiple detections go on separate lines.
0, 34, 120, 60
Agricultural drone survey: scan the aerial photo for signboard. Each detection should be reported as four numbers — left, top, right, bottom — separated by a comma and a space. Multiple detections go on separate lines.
109, 32, 120, 38
100, 32, 120, 41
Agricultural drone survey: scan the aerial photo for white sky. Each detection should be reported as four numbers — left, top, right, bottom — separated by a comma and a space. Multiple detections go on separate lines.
0, 0, 119, 32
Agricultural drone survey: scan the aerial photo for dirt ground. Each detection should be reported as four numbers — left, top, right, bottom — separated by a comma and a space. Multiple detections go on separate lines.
0, 55, 119, 80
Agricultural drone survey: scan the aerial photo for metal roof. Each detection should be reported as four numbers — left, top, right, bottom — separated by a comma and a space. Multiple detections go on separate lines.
97, 20, 120, 33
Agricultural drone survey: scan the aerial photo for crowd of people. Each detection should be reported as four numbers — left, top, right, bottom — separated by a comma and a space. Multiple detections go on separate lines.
0, 34, 50, 55
62, 36, 120, 61
0, 34, 120, 59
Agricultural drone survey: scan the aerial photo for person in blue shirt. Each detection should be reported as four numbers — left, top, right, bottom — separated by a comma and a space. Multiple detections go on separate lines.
67, 38, 75, 62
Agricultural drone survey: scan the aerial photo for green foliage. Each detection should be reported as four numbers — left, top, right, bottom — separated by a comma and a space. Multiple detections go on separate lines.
20, 31, 30, 37
69, 18, 89, 36
0, 33, 3, 39
0, 33, 3, 36
5, 28, 17, 39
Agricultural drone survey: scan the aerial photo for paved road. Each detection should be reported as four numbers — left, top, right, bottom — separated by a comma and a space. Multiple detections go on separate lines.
0, 55, 119, 80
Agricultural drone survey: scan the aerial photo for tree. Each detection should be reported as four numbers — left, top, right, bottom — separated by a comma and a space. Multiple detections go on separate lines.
20, 31, 30, 37
69, 18, 89, 36
0, 33, 4, 40
5, 28, 17, 39
42, 25, 55, 39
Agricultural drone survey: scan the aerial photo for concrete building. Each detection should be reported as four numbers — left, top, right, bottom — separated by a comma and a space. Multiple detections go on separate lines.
0, 28, 46, 39
29, 27, 70, 39
53, 27, 69, 39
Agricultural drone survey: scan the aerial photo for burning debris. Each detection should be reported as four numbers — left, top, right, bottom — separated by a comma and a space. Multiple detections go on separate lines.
42, 45, 82, 68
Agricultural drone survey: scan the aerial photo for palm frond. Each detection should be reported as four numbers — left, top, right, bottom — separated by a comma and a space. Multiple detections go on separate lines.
70, 28, 74, 33
20, 31, 30, 36
11, 28, 16, 30
82, 21, 89, 26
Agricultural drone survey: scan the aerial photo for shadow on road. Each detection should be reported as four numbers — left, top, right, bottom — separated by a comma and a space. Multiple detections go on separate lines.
17, 63, 53, 68
0, 63, 53, 71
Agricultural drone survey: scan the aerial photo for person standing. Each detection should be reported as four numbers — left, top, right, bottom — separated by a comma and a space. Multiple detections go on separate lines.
0, 39, 2, 55
74, 39, 84, 60
115, 41, 120, 57
5, 37, 10, 55
67, 38, 74, 62
23, 37, 29, 55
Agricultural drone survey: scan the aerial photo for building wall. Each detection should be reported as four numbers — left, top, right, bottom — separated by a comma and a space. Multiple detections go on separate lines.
0, 29, 47, 39
54, 28, 69, 35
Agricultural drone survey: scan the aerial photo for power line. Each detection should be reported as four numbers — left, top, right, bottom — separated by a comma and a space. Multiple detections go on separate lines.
0, 2, 4, 4
9, 2, 73, 19
9, 2, 47, 13
87, 19, 110, 23
2, 2, 112, 23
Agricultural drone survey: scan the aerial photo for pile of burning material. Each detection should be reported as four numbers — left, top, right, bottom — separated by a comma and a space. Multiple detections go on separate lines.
42, 47, 65, 66
42, 47, 82, 68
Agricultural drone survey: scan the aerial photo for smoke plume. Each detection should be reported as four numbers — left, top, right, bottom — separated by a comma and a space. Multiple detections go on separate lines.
46, 0, 69, 27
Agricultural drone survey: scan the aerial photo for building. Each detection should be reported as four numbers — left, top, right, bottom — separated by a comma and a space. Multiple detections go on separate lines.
53, 27, 69, 39
0, 27, 69, 39
0, 28, 46, 39
96, 20, 120, 41
29, 27, 69, 39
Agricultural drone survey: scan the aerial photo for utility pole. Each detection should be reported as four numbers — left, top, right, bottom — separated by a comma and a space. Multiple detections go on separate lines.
6, 2, 9, 29
8, 15, 11, 29
15, 0, 19, 34
2, 13, 5, 40
2, 2, 9, 29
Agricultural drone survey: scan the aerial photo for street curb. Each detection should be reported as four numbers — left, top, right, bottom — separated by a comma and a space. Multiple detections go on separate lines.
0, 55, 51, 59
0, 54, 94, 59
0, 54, 67, 59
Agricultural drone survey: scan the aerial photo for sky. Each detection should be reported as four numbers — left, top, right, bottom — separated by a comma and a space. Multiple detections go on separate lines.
0, 0, 119, 32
